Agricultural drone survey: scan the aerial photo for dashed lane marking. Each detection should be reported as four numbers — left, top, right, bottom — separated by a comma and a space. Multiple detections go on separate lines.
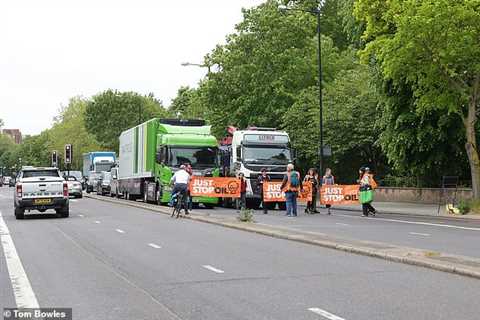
115, 229, 125, 234
148, 243, 161, 249
308, 307, 345, 320
202, 265, 225, 274
409, 232, 430, 237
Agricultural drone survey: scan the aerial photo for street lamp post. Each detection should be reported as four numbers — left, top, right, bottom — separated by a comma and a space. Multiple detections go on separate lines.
279, 4, 324, 177
181, 62, 211, 74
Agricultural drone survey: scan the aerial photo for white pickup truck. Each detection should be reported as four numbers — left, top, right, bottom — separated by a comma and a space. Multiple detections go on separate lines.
13, 167, 70, 219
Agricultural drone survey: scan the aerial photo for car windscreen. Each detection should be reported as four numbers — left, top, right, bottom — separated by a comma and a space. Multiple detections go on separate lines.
23, 170, 60, 178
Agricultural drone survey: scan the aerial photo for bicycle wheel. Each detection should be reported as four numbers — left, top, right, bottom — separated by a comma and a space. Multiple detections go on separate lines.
175, 194, 184, 218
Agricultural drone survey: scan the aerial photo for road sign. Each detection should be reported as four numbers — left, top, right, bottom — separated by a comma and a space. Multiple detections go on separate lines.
64, 144, 73, 165
51, 150, 58, 167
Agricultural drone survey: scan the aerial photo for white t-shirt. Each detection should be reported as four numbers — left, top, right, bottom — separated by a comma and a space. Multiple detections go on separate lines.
171, 169, 190, 184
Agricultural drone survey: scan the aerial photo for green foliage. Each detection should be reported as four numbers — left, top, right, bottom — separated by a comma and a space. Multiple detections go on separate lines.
355, 0, 480, 193
169, 86, 207, 119
237, 208, 254, 222
457, 200, 470, 215
85, 90, 168, 151
48, 97, 104, 170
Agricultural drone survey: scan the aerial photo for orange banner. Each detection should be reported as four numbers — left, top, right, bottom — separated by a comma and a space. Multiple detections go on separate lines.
263, 181, 312, 202
320, 185, 359, 205
189, 177, 241, 198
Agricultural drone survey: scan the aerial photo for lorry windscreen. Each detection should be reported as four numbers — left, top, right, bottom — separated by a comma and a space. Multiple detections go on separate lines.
243, 145, 291, 165
95, 163, 113, 173
168, 147, 218, 168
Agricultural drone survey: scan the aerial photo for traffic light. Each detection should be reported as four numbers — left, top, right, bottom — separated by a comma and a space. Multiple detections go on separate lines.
64, 144, 73, 165
51, 151, 58, 167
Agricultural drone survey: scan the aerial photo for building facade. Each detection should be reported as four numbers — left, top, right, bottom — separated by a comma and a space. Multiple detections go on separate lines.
2, 129, 22, 144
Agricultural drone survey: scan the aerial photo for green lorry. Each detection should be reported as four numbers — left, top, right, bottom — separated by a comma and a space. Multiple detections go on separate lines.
118, 119, 220, 206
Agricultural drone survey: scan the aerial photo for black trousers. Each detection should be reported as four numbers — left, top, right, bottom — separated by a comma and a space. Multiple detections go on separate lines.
362, 202, 375, 216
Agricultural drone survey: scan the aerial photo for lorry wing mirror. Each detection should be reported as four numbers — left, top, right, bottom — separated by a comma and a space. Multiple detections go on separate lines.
156, 151, 163, 163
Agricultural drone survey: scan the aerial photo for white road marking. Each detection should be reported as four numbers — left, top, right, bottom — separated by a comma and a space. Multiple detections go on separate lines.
148, 243, 162, 249
94, 221, 101, 224
78, 214, 84, 217
409, 232, 430, 237
115, 229, 125, 234
335, 223, 350, 226
337, 214, 480, 231
202, 265, 225, 274
0, 211, 40, 308
308, 307, 345, 320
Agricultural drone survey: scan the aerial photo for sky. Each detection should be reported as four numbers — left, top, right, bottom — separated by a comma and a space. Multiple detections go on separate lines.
0, 0, 265, 135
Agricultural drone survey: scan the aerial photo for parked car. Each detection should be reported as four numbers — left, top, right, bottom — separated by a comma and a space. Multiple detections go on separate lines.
109, 167, 121, 198
86, 171, 100, 193
3, 176, 11, 186
61, 170, 84, 190
65, 176, 83, 198
96, 171, 111, 196
13, 167, 69, 219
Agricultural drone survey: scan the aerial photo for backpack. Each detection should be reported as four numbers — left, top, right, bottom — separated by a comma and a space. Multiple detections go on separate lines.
289, 172, 300, 188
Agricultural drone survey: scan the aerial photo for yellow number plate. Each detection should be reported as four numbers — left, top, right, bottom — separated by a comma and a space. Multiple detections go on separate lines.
34, 198, 52, 205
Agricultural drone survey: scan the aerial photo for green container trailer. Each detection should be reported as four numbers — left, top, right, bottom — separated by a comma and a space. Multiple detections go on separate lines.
118, 119, 220, 206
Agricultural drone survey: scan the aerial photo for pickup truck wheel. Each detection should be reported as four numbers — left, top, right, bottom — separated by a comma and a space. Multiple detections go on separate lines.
14, 207, 25, 220
56, 206, 69, 218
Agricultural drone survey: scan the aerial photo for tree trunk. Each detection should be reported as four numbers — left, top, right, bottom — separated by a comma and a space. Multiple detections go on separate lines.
465, 77, 480, 198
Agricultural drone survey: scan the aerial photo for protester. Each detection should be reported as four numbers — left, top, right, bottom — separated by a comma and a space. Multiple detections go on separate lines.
236, 172, 247, 211
322, 168, 335, 215
303, 168, 319, 214
257, 168, 271, 214
281, 163, 302, 217
359, 166, 377, 217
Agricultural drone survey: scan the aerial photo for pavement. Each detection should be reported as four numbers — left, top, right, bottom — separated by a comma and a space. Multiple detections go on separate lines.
2, 187, 480, 320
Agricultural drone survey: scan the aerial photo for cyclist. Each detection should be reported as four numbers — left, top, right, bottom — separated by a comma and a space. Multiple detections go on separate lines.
170, 164, 191, 214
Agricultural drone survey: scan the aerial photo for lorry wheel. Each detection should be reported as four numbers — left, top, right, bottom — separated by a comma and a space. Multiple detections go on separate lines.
14, 207, 25, 220
56, 206, 69, 218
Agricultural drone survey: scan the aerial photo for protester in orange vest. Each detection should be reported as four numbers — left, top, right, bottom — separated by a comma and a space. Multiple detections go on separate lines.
281, 163, 303, 217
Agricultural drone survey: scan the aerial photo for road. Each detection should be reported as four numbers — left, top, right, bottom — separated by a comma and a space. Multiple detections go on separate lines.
207, 204, 480, 258
1, 186, 480, 320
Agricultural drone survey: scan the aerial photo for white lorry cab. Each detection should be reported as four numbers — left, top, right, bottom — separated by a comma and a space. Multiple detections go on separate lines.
222, 127, 295, 209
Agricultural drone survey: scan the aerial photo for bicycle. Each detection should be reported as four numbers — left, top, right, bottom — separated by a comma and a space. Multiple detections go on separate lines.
171, 191, 186, 218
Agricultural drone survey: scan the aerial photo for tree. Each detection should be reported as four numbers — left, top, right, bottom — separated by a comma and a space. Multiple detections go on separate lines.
282, 61, 386, 182
85, 90, 168, 151
169, 86, 207, 119
48, 97, 104, 170
202, 0, 350, 137
355, 0, 480, 196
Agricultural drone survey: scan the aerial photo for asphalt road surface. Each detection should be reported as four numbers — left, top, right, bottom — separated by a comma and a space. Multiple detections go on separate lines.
1, 187, 480, 320
207, 203, 480, 258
